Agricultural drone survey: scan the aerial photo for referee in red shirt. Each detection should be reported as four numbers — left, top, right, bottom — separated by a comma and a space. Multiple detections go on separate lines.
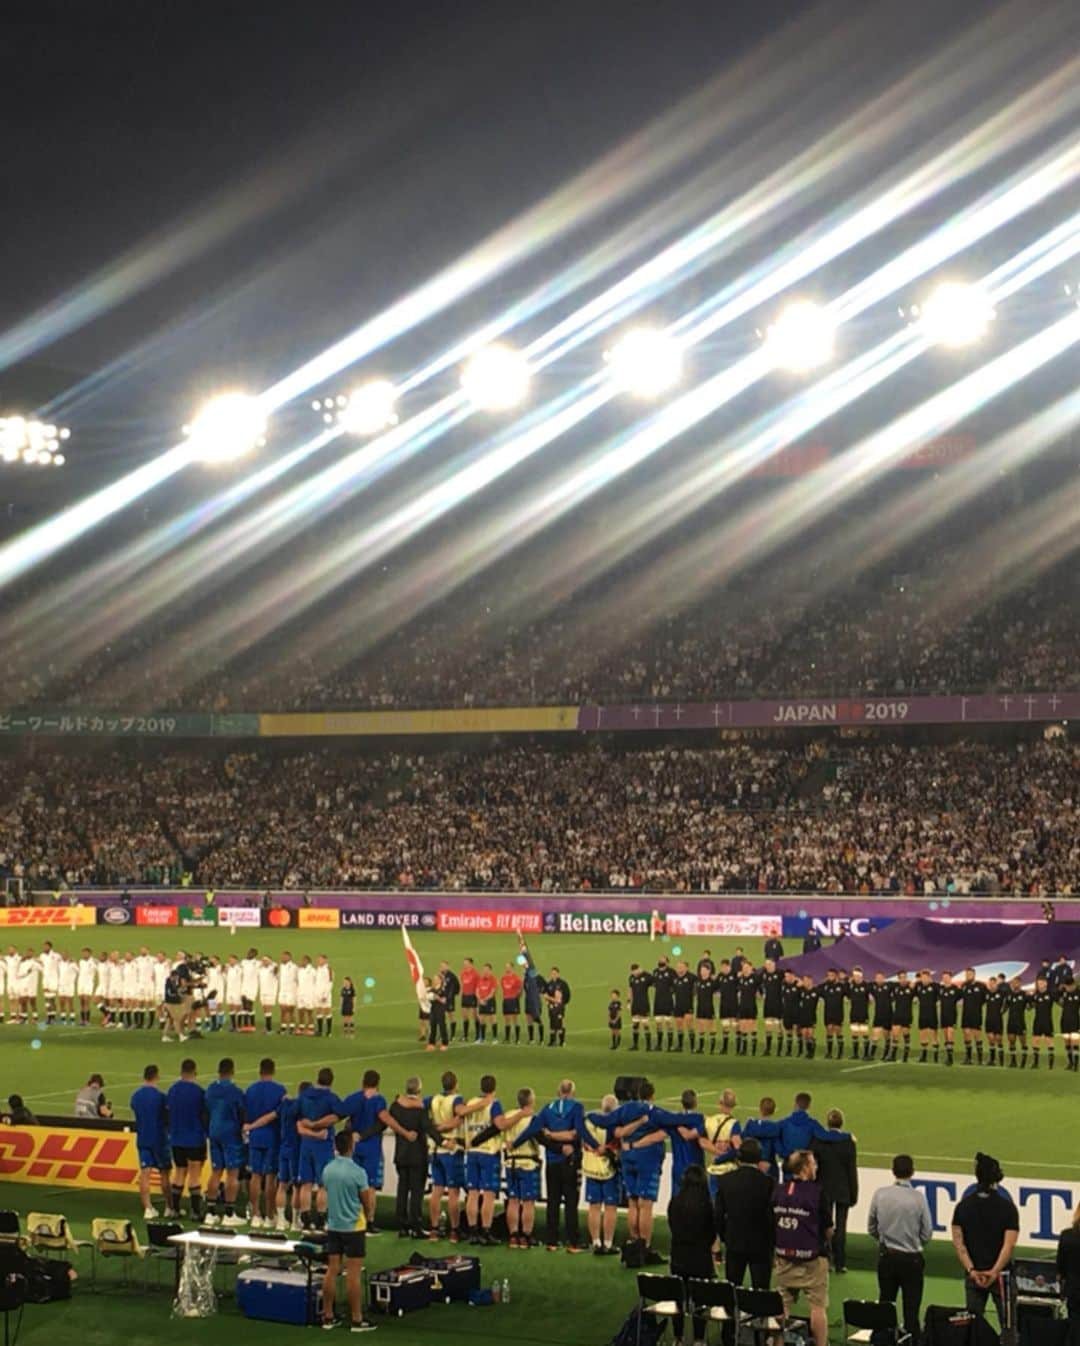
501, 962, 524, 1044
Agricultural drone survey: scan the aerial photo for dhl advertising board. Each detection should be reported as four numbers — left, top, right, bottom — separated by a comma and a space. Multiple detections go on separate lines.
0, 906, 96, 927
0, 1124, 187, 1193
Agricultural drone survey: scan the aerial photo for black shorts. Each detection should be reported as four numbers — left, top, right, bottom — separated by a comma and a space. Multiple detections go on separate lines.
172, 1142, 208, 1166
502, 999, 520, 1015
444, 997, 457, 1013
609, 1017, 623, 1031
325, 1230, 366, 1259
918, 1016, 939, 1031
478, 998, 496, 1016
461, 994, 477, 1009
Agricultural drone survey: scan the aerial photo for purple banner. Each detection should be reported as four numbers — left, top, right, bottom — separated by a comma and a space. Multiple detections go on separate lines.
577, 691, 1079, 731
785, 917, 1080, 984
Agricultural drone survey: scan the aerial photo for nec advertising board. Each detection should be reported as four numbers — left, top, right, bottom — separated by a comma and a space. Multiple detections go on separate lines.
0, 906, 95, 927
781, 915, 896, 939
435, 910, 543, 934
341, 911, 437, 931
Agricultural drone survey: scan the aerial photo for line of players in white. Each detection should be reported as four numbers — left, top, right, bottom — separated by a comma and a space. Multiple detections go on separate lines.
0, 943, 337, 1037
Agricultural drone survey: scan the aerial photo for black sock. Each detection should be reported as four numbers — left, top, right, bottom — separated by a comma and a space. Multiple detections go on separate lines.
171, 1186, 184, 1213
632, 1028, 639, 1049
190, 1190, 204, 1219
515, 1025, 520, 1042
265, 1015, 273, 1032
526, 1023, 533, 1042
710, 1034, 717, 1054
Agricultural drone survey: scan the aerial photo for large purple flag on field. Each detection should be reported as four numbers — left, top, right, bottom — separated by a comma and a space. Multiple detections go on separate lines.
785, 919, 1080, 985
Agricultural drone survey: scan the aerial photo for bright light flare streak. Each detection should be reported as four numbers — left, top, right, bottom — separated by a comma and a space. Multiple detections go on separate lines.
336, 380, 399, 435
605, 327, 684, 398
183, 391, 267, 463
915, 281, 996, 347
764, 301, 835, 371
460, 344, 531, 410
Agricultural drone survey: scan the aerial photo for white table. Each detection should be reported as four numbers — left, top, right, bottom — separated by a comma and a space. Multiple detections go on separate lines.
168, 1229, 321, 1319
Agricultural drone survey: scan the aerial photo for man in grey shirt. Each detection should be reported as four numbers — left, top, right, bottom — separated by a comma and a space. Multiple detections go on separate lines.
867, 1154, 933, 1336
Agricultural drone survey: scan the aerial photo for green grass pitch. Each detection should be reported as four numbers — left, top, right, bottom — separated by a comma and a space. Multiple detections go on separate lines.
1, 926, 1075, 1346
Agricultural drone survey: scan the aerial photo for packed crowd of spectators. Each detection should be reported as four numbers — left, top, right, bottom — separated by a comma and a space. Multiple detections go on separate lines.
1, 736, 1075, 896
0, 548, 1076, 713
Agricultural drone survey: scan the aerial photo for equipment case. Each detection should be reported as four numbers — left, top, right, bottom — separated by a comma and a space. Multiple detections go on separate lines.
369, 1265, 433, 1316
408, 1252, 482, 1302
236, 1267, 319, 1326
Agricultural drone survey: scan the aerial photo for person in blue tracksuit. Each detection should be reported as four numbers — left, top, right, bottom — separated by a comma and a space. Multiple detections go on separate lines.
517, 932, 546, 1045
205, 1057, 247, 1224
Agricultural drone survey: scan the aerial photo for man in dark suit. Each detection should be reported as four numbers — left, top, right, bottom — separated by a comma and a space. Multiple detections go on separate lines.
811, 1109, 858, 1273
713, 1137, 776, 1290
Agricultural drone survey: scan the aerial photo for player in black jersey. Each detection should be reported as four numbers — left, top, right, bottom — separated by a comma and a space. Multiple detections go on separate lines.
819, 970, 847, 1059
759, 960, 785, 1056
652, 957, 677, 1051
715, 960, 738, 1055
959, 968, 988, 1065
983, 975, 1006, 1066
1030, 976, 1056, 1069
694, 968, 718, 1054
608, 989, 623, 1050
889, 971, 915, 1063
797, 975, 820, 1059
780, 970, 801, 1056
696, 950, 716, 979
735, 964, 760, 1056
915, 969, 940, 1063
672, 961, 697, 1052
1058, 977, 1080, 1071
627, 964, 654, 1052
846, 968, 871, 1058
869, 972, 893, 1058
938, 972, 961, 1066
1004, 977, 1030, 1067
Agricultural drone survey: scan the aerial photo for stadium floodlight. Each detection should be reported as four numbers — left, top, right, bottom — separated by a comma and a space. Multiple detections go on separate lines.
0, 414, 69, 466
183, 391, 267, 464
459, 343, 531, 411
914, 281, 996, 348
337, 379, 399, 436
604, 326, 684, 399
763, 300, 836, 372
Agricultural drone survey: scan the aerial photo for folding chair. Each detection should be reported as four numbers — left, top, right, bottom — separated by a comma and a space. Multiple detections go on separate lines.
844, 1298, 912, 1346
735, 1285, 786, 1346
26, 1212, 91, 1264
637, 1273, 686, 1344
90, 1218, 145, 1290
686, 1278, 737, 1345
0, 1212, 22, 1247
144, 1221, 183, 1291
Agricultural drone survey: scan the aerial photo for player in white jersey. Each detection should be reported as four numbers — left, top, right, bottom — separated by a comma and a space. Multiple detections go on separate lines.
77, 948, 97, 1026
277, 951, 298, 1034
296, 955, 316, 1036
224, 955, 244, 1032
239, 949, 260, 1032
135, 947, 156, 1026
0, 956, 6, 1024
18, 949, 41, 1022
106, 953, 125, 1026
314, 955, 334, 1038
4, 946, 20, 1022
258, 957, 279, 1035
57, 953, 78, 1024
39, 941, 62, 1021
204, 956, 225, 1032
120, 952, 142, 1028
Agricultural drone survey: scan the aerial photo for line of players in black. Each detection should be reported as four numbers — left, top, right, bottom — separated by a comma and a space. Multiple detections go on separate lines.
613, 952, 1080, 1071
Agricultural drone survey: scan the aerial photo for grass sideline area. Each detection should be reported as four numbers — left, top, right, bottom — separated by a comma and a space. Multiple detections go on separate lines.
1, 925, 1075, 1343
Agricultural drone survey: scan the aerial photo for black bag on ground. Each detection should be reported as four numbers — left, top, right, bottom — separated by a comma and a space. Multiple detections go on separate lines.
621, 1238, 648, 1269
0, 1245, 70, 1304
608, 1303, 668, 1346
923, 1306, 1002, 1346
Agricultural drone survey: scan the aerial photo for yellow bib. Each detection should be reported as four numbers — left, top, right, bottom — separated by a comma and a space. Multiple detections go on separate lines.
502, 1114, 540, 1170
464, 1097, 502, 1154
429, 1092, 463, 1153
581, 1118, 616, 1180
705, 1113, 739, 1177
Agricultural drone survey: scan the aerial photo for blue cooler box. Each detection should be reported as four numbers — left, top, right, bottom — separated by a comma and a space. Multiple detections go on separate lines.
236, 1267, 320, 1326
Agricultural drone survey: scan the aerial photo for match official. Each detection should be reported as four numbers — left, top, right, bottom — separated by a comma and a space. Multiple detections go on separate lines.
867, 1153, 932, 1338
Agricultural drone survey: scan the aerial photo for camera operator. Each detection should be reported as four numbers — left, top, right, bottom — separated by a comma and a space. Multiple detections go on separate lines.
163, 952, 204, 1043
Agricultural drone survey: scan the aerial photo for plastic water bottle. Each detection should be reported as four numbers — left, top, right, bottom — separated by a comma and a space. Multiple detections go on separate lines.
492, 1280, 502, 1304
502, 1277, 511, 1304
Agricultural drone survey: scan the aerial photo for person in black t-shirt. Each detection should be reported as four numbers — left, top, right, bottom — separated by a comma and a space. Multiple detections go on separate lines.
938, 972, 961, 1066
1054, 1203, 1080, 1343
1059, 978, 1080, 1072
673, 961, 697, 1053
818, 970, 847, 1060
951, 1152, 1019, 1329
781, 970, 801, 1057
797, 975, 820, 1059
846, 968, 872, 1059
1030, 977, 1056, 1069
915, 970, 940, 1063
983, 976, 1007, 1066
608, 990, 623, 1050
764, 935, 784, 964
889, 972, 915, 1063
960, 968, 988, 1065
870, 973, 893, 1059
694, 968, 717, 1055
627, 963, 654, 1052
759, 960, 785, 1057
696, 950, 717, 979
1004, 978, 1030, 1067
716, 960, 739, 1056
736, 964, 760, 1056
652, 957, 677, 1051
